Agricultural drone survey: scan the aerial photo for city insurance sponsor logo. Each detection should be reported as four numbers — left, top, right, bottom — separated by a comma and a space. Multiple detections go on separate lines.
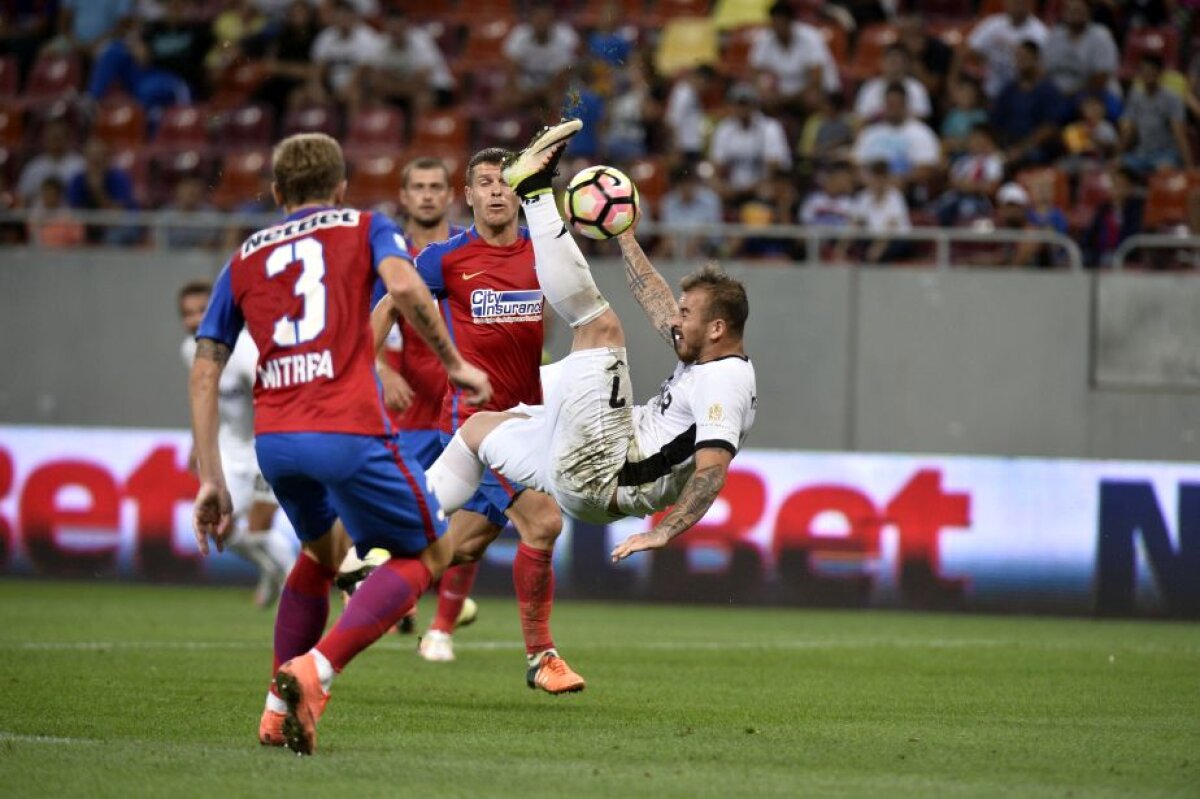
469, 289, 543, 324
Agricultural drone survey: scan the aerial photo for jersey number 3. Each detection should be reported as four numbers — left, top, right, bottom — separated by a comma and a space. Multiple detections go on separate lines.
265, 236, 327, 347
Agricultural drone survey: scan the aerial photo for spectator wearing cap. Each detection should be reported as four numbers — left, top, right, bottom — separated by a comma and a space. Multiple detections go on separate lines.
16, 119, 84, 207
849, 160, 912, 265
659, 168, 723, 259
896, 13, 954, 104
1043, 0, 1119, 108
709, 83, 793, 220
967, 182, 1051, 267
749, 1, 841, 116
851, 83, 940, 190
503, 0, 580, 113
1119, 54, 1194, 174
959, 0, 1048, 99
854, 44, 932, 125
990, 40, 1069, 169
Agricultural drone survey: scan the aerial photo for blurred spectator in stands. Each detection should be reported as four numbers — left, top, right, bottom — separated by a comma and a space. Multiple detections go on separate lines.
967, 182, 1056, 267
825, 0, 893, 29
960, 0, 1048, 99
799, 160, 857, 261
1082, 166, 1144, 268
87, 14, 193, 113
221, 173, 276, 251
664, 64, 714, 164
1043, 0, 1119, 111
658, 167, 722, 259
503, 0, 579, 113
990, 41, 1068, 169
206, 0, 268, 75
67, 137, 139, 245
1187, 53, 1200, 120
365, 12, 455, 130
562, 64, 604, 161
605, 63, 656, 162
16, 119, 84, 206
854, 44, 932, 125
1119, 54, 1193, 174
164, 175, 219, 250
0, 0, 57, 79
797, 85, 854, 175
310, 0, 384, 115
255, 0, 320, 116
587, 1, 635, 69
749, 0, 840, 117
141, 0, 211, 99
709, 83, 793, 221
850, 160, 911, 265
27, 177, 85, 248
896, 13, 953, 104
940, 78, 989, 160
47, 0, 132, 56
852, 83, 940, 192
1026, 175, 1069, 265
936, 123, 1003, 226
1061, 93, 1118, 173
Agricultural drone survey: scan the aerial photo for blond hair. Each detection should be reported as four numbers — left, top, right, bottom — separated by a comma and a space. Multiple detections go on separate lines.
271, 133, 345, 207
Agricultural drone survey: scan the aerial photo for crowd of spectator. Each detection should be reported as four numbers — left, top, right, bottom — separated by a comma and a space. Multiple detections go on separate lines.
2, 0, 1199, 268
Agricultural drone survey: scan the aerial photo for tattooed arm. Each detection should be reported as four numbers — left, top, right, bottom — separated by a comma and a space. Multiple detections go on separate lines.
609, 447, 733, 562
617, 229, 679, 347
377, 256, 492, 407
190, 338, 233, 554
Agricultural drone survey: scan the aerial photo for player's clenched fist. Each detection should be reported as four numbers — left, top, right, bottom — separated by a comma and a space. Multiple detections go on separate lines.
610, 529, 670, 562
378, 365, 415, 412
448, 362, 492, 407
193, 482, 233, 556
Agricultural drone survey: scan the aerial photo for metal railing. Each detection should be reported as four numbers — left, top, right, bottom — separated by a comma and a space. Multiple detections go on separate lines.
1112, 234, 1200, 272
0, 209, 1087, 270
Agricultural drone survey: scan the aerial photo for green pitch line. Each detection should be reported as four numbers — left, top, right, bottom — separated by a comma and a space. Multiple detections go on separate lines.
0, 581, 1196, 799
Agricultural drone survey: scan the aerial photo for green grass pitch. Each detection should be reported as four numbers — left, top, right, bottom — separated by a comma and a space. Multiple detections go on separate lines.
0, 581, 1196, 798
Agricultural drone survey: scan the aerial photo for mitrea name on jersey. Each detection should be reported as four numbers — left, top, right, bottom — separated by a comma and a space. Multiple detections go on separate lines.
469, 288, 543, 324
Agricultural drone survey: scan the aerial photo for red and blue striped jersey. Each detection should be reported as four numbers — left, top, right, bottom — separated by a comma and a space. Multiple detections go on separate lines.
198, 206, 412, 436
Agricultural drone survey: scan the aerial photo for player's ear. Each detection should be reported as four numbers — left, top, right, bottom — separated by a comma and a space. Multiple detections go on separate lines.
709, 317, 726, 341
270, 181, 283, 209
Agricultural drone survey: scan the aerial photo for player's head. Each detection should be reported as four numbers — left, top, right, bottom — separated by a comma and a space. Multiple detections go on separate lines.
465, 147, 518, 232
270, 132, 346, 211
672, 265, 749, 363
400, 156, 453, 229
178, 280, 212, 336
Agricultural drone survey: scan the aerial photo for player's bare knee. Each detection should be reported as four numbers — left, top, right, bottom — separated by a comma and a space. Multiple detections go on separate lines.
461, 410, 525, 451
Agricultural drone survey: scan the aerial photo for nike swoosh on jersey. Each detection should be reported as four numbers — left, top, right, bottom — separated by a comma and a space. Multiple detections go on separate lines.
461, 270, 487, 280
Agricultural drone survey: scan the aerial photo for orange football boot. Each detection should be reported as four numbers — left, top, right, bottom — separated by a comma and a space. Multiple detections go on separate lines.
258, 708, 285, 747
273, 654, 330, 755
526, 652, 586, 694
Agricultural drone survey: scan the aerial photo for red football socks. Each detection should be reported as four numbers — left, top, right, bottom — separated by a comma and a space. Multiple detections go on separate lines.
316, 557, 433, 672
272, 554, 336, 676
513, 542, 555, 656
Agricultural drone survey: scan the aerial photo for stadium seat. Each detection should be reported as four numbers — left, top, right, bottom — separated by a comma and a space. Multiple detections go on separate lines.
0, 55, 18, 99
655, 18, 718, 77
155, 104, 210, 147
1121, 27, 1180, 77
282, 104, 339, 139
626, 157, 668, 216
346, 152, 404, 208
23, 52, 81, 104
465, 68, 509, 118
1069, 168, 1112, 232
1143, 171, 1200, 230
211, 149, 270, 210
109, 147, 151, 207
215, 104, 274, 150
458, 19, 514, 72
816, 23, 848, 65
911, 0, 971, 17
720, 26, 759, 79
850, 24, 899, 82
658, 0, 713, 19
0, 105, 22, 148
347, 106, 405, 152
212, 60, 267, 107
411, 109, 468, 151
94, 99, 147, 149
1016, 167, 1069, 213
152, 148, 217, 203
474, 113, 532, 151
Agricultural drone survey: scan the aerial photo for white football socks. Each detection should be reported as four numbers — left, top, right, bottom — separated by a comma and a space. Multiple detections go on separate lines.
425, 431, 485, 515
523, 193, 610, 328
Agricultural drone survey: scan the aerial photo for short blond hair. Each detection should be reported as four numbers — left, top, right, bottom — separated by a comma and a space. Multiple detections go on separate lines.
271, 133, 345, 207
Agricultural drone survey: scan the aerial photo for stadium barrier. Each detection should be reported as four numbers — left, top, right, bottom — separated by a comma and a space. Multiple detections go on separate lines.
0, 209, 1097, 270
1, 424, 1195, 618
1112, 234, 1200, 272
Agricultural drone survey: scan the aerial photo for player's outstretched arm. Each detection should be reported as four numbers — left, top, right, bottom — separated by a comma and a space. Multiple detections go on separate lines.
369, 296, 414, 412
617, 229, 679, 347
377, 256, 492, 407
610, 447, 732, 562
189, 338, 234, 555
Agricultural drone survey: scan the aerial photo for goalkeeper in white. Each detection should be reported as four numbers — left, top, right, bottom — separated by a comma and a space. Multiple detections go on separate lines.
426, 120, 757, 561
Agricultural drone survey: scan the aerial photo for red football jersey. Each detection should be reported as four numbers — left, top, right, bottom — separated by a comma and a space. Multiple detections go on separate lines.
415, 226, 544, 434
198, 206, 412, 437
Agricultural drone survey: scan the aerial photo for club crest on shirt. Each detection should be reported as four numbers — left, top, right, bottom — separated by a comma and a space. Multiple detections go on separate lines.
469, 289, 543, 324
707, 403, 724, 423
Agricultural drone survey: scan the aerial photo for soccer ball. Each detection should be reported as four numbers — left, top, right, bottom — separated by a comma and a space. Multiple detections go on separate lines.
564, 165, 640, 240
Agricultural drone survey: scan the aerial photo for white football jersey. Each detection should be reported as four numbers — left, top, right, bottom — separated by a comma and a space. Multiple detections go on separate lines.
615, 355, 757, 518
181, 330, 259, 466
